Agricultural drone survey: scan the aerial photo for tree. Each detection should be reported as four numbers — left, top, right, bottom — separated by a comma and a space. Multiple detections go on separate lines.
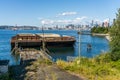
110, 8, 120, 61
91, 27, 109, 33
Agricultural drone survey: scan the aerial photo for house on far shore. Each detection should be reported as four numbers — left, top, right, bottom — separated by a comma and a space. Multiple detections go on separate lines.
0, 60, 9, 74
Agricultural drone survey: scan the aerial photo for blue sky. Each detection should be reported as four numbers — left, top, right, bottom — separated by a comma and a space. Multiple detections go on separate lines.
0, 0, 120, 26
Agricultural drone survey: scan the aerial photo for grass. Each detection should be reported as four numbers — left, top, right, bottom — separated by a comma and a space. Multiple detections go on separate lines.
56, 53, 120, 80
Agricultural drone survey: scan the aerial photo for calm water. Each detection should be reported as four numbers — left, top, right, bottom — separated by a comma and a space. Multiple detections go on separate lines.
0, 30, 109, 65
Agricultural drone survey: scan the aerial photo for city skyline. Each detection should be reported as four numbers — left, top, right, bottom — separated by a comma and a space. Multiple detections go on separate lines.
0, 0, 120, 27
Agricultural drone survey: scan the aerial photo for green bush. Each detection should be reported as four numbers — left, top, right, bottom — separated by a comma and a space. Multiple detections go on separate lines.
110, 51, 120, 61
111, 60, 120, 70
94, 66, 111, 76
0, 73, 11, 80
95, 53, 112, 63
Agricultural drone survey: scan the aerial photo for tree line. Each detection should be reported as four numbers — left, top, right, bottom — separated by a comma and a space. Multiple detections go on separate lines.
91, 26, 109, 34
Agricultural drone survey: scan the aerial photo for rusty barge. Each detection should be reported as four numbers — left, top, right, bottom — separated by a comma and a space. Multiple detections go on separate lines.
11, 33, 76, 49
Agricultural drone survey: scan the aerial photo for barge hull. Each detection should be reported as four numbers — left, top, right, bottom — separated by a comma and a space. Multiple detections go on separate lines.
11, 41, 75, 49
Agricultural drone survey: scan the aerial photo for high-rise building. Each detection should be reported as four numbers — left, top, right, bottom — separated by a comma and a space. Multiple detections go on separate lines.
102, 22, 104, 27
91, 20, 94, 27
104, 21, 109, 27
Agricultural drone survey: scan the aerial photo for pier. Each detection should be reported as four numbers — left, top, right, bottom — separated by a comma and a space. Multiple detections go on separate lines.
11, 48, 53, 63
20, 48, 52, 60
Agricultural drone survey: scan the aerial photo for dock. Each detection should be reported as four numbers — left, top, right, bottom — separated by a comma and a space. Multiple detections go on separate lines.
21, 49, 52, 60
11, 47, 53, 65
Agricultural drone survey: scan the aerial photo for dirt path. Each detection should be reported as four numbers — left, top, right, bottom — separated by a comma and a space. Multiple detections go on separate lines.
10, 60, 84, 80
33, 65, 83, 80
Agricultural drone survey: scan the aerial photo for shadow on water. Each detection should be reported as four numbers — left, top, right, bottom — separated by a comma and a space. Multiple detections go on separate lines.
11, 51, 21, 65
10, 59, 35, 80
48, 47, 74, 61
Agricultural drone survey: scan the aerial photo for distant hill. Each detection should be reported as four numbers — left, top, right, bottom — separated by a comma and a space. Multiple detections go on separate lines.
0, 25, 39, 30
0, 25, 13, 29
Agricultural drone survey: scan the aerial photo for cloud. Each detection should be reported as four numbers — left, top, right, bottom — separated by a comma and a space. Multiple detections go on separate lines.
38, 17, 44, 20
41, 19, 54, 24
40, 16, 88, 25
94, 19, 101, 22
75, 16, 87, 21
57, 20, 72, 24
57, 12, 77, 17
93, 19, 102, 24
103, 18, 109, 22
72, 16, 88, 24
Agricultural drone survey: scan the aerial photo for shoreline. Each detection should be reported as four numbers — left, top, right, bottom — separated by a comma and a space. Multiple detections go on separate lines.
105, 35, 111, 41
92, 33, 111, 41
92, 33, 109, 36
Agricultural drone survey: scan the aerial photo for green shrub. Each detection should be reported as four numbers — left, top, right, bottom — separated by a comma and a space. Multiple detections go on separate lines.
109, 8, 120, 61
0, 73, 11, 80
94, 66, 111, 76
111, 60, 120, 70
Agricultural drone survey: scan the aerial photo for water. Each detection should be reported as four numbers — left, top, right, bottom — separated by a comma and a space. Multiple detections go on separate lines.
0, 29, 109, 65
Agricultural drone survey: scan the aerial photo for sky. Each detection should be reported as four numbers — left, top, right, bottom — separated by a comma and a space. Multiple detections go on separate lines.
0, 0, 120, 27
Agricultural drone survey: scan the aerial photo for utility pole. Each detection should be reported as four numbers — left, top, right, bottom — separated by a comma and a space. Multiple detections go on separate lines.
77, 26, 81, 64
42, 25, 45, 52
15, 24, 18, 52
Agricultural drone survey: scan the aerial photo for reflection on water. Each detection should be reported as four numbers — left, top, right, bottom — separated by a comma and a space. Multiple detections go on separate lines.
48, 47, 74, 61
